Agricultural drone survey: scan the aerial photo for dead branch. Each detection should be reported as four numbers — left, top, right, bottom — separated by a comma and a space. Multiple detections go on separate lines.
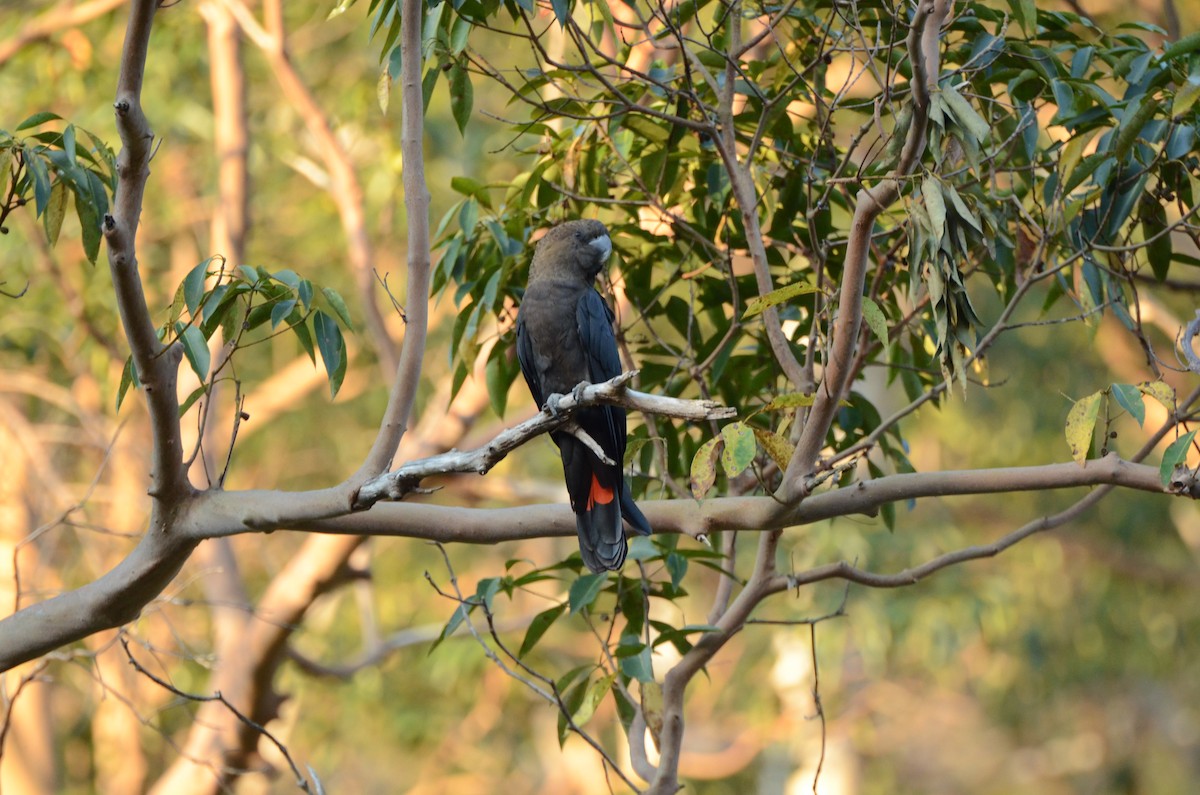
351, 370, 737, 509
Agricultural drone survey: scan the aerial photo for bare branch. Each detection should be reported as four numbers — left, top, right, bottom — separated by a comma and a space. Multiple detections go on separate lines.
104, 0, 189, 500
784, 0, 949, 498
351, 371, 736, 509
351, 0, 431, 481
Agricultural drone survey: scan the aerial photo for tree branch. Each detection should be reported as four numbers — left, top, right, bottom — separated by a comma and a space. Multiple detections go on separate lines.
351, 0, 431, 481
784, 0, 949, 499
104, 0, 189, 500
351, 371, 736, 509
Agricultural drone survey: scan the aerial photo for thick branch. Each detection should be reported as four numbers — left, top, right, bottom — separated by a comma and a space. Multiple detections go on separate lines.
0, 532, 197, 672
783, 0, 948, 499
0, 450, 1181, 673
352, 0, 431, 480
104, 0, 188, 499
177, 454, 1178, 546
350, 372, 736, 509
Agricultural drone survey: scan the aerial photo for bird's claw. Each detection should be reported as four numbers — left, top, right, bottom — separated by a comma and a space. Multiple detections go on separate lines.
544, 382, 592, 418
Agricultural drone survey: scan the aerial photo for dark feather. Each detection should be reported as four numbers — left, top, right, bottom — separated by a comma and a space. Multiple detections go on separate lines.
515, 220, 653, 572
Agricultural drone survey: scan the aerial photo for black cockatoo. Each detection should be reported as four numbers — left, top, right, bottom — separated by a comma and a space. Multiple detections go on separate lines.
515, 219, 652, 572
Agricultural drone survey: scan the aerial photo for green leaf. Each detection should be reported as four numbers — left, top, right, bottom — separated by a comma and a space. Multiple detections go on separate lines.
15, 111, 62, 131
861, 296, 888, 346
719, 422, 755, 477
568, 573, 606, 614
940, 83, 990, 143
178, 324, 211, 382
431, 602, 473, 652
922, 174, 946, 242
741, 281, 820, 319
1160, 431, 1196, 486
24, 145, 51, 216
271, 298, 298, 329
1113, 96, 1160, 162
1162, 31, 1200, 61
619, 644, 654, 683
116, 356, 139, 411
421, 67, 439, 113
292, 316, 316, 362
626, 535, 659, 562
557, 670, 590, 746
551, 0, 570, 27
184, 259, 212, 316
473, 576, 503, 612
1062, 152, 1108, 195
1009, 0, 1036, 37
1110, 383, 1145, 427
485, 353, 509, 416
298, 279, 314, 309
42, 179, 68, 246
178, 384, 207, 418
320, 286, 354, 330
622, 114, 670, 144
272, 268, 301, 291
238, 264, 260, 285
1065, 391, 1101, 465
665, 553, 687, 589
62, 123, 77, 165
689, 435, 721, 500
1140, 194, 1172, 282
519, 603, 567, 657
313, 309, 346, 398
75, 170, 106, 264
449, 62, 473, 134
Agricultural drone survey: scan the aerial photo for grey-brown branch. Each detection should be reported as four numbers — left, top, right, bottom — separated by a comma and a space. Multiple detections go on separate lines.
351, 371, 736, 509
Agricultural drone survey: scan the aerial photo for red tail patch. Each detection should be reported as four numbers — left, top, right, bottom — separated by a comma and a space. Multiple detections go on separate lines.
587, 475, 615, 510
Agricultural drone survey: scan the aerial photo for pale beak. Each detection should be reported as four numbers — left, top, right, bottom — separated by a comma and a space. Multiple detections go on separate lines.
588, 234, 613, 261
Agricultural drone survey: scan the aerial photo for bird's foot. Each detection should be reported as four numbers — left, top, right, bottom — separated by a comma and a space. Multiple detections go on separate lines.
571, 381, 591, 404
544, 392, 566, 418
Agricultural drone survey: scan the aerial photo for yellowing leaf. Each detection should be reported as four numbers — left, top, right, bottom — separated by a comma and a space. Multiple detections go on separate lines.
764, 392, 815, 410
1065, 391, 1101, 465
1139, 379, 1175, 410
43, 180, 68, 247
751, 427, 794, 470
742, 281, 821, 319
690, 435, 721, 501
1172, 74, 1200, 117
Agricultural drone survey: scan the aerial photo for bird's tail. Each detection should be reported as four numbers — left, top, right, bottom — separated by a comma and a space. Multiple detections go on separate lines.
576, 473, 627, 572
620, 487, 652, 537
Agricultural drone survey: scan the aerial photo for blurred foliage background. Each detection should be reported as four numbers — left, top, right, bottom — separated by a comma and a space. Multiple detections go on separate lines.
1, 0, 1199, 793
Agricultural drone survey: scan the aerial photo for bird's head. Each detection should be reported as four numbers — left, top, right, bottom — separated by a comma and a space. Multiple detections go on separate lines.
530, 219, 612, 282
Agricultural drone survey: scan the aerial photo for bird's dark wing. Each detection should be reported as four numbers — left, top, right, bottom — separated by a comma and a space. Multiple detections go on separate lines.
575, 288, 626, 456
576, 289, 653, 540
575, 288, 621, 382
515, 312, 545, 411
